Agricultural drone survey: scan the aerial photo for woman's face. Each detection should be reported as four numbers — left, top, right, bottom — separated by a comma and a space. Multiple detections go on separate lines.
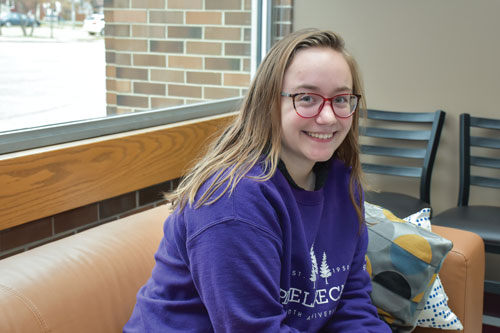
280, 47, 354, 173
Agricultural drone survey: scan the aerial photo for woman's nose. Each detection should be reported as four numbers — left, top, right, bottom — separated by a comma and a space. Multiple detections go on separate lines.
316, 101, 338, 124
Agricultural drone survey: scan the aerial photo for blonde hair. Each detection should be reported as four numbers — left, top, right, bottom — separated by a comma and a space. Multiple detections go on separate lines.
168, 28, 366, 224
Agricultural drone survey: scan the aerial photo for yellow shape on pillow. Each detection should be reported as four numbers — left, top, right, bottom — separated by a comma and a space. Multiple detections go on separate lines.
365, 255, 372, 277
428, 273, 437, 287
378, 308, 395, 324
382, 208, 406, 223
412, 291, 425, 303
393, 234, 433, 264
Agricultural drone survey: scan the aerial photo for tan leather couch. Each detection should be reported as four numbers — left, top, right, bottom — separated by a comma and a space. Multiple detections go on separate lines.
0, 205, 485, 332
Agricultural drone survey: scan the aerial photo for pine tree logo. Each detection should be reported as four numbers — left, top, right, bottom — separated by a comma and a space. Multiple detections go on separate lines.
320, 252, 332, 284
309, 244, 318, 289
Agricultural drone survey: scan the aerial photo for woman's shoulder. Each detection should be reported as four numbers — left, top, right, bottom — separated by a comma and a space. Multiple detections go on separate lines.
179, 163, 290, 234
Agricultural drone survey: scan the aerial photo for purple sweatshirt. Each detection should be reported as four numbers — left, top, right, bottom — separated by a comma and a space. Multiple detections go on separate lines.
124, 158, 390, 332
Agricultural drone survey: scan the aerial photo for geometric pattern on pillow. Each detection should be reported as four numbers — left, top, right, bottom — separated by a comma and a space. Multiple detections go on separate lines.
364, 202, 454, 332
416, 275, 463, 329
403, 207, 431, 230
403, 210, 463, 330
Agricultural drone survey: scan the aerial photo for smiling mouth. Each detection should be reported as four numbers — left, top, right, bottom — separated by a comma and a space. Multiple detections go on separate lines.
306, 131, 333, 140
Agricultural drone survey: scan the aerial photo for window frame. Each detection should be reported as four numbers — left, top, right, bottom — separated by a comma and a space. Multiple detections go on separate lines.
0, 0, 273, 156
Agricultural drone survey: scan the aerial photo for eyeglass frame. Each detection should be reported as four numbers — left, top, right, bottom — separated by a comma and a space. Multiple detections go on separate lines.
280, 92, 362, 119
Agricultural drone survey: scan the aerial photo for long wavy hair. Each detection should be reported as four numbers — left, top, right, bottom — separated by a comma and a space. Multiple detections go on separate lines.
168, 28, 366, 224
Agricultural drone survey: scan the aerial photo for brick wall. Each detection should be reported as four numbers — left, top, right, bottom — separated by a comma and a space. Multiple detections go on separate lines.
272, 0, 293, 44
104, 0, 253, 115
0, 178, 179, 259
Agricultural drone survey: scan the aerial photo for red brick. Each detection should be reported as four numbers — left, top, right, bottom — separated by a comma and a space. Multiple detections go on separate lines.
116, 67, 148, 80
115, 80, 132, 92
205, 57, 240, 71
187, 71, 221, 85
224, 12, 251, 25
112, 38, 148, 52
168, 26, 202, 39
186, 11, 222, 25
224, 73, 250, 86
273, 7, 292, 22
205, 27, 241, 40
134, 82, 166, 95
204, 86, 240, 99
149, 10, 183, 24
105, 0, 129, 9
115, 52, 132, 65
151, 97, 184, 109
0, 217, 52, 251
225, 42, 250, 56
150, 40, 184, 53
119, 204, 155, 219
107, 92, 117, 104
111, 10, 147, 23
206, 0, 241, 10
106, 24, 131, 37
132, 25, 165, 38
116, 95, 149, 108
168, 0, 202, 9
244, 27, 251, 41
133, 54, 166, 67
106, 65, 116, 77
106, 79, 116, 90
131, 0, 164, 9
169, 55, 203, 69
53, 204, 99, 234
168, 84, 202, 98
186, 41, 222, 55
99, 192, 137, 219
151, 69, 185, 83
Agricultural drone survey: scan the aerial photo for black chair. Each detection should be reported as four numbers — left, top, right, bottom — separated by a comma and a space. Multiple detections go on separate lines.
360, 109, 446, 218
431, 113, 500, 294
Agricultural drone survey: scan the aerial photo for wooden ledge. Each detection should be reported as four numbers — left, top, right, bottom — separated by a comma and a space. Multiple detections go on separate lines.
0, 113, 236, 231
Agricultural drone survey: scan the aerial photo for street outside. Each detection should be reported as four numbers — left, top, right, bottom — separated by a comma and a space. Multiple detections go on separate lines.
0, 24, 106, 133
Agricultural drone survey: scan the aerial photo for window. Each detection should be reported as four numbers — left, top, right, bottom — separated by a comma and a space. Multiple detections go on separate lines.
0, 0, 292, 154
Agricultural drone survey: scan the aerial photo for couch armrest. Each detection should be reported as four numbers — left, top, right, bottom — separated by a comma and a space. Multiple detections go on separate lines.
413, 225, 485, 333
0, 205, 170, 333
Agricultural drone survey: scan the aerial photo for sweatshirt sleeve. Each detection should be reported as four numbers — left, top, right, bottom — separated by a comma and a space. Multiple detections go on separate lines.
187, 218, 303, 333
321, 226, 391, 332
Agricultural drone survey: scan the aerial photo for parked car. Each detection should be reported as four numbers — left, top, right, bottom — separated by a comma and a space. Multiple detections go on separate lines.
0, 12, 40, 27
82, 13, 105, 36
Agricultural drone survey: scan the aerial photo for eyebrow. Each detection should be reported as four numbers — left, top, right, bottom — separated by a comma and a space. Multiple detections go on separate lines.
294, 84, 352, 94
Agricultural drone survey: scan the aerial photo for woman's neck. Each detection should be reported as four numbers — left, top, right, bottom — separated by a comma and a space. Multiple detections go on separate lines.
280, 157, 316, 191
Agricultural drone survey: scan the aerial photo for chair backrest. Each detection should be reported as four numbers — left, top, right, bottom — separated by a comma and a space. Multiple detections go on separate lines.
360, 109, 446, 203
458, 113, 500, 206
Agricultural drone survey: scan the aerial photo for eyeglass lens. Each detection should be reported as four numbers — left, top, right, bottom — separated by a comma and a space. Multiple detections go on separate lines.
293, 93, 358, 118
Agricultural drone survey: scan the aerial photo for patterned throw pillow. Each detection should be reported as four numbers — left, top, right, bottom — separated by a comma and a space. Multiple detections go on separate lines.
404, 208, 463, 330
364, 202, 453, 332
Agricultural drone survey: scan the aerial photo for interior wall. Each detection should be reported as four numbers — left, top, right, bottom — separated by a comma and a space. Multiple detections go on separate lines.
294, 0, 500, 215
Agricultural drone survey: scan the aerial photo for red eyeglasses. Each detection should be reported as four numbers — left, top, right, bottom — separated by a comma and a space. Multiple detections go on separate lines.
281, 92, 361, 119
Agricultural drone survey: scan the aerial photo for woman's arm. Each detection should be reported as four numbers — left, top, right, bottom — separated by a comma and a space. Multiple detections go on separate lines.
187, 218, 303, 332
321, 227, 391, 332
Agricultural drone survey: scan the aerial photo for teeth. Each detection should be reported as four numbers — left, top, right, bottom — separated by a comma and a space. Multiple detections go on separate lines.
307, 132, 333, 139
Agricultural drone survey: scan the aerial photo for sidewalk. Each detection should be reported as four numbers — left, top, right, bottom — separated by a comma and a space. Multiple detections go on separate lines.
0, 25, 106, 132
0, 25, 101, 43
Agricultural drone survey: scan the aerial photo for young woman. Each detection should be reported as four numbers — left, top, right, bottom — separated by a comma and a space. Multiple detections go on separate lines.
124, 29, 390, 332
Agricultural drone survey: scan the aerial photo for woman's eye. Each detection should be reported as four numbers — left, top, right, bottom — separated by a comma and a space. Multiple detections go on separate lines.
333, 96, 348, 104
299, 95, 313, 102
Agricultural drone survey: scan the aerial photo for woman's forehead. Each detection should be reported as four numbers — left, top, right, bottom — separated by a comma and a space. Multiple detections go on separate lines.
283, 48, 353, 92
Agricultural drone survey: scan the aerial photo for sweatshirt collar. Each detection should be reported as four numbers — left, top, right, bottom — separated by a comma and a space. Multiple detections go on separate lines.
277, 159, 331, 191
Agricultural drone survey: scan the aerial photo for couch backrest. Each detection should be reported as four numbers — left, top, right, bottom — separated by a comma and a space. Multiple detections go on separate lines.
0, 205, 170, 332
